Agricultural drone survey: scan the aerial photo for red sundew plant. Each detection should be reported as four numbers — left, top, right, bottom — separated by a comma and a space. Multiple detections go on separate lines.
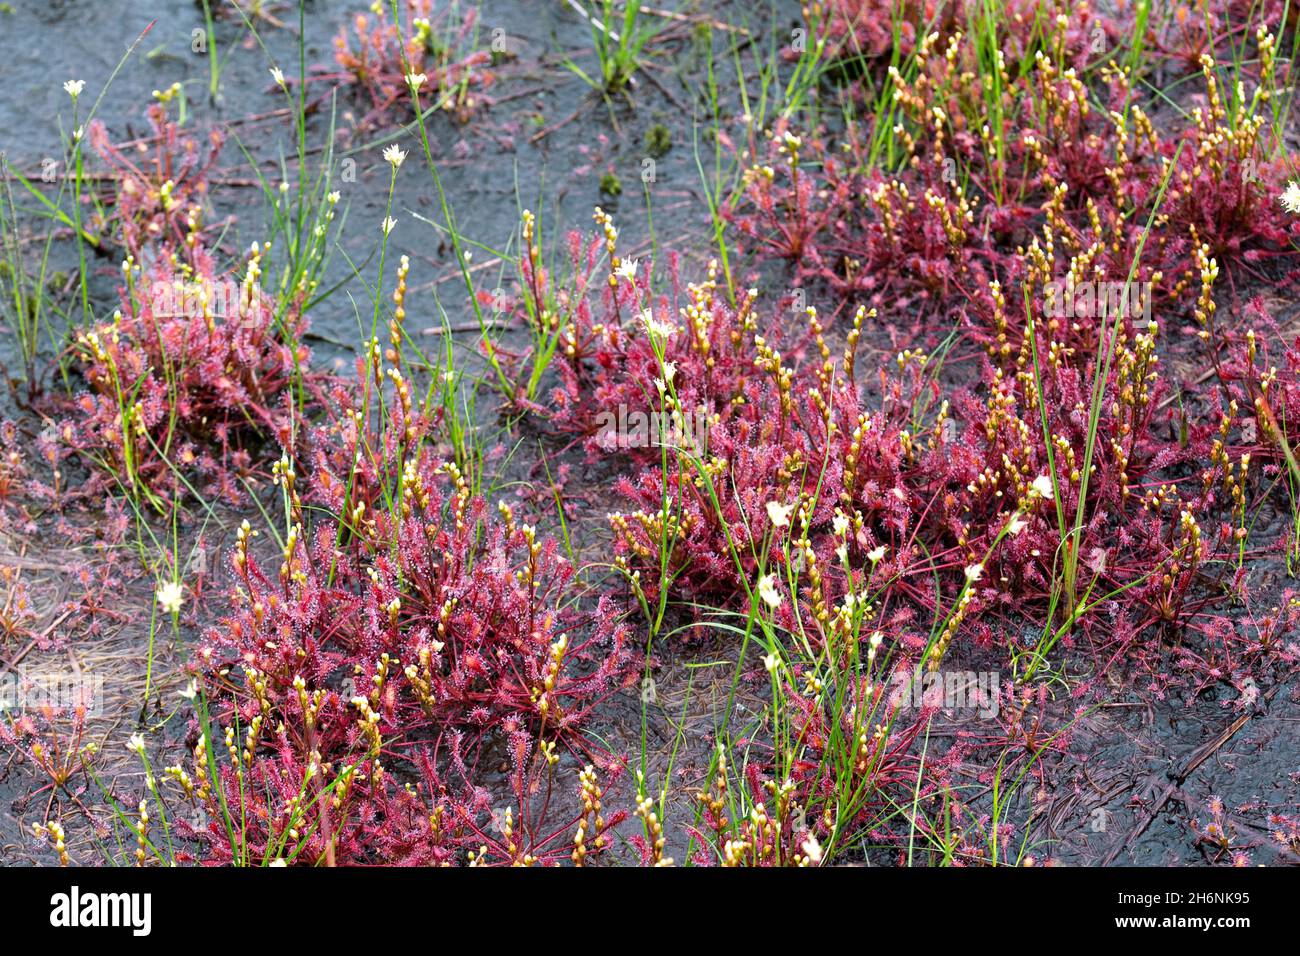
1192, 795, 1253, 863
706, 14, 1300, 696
732, 16, 1300, 328
331, 0, 491, 124
180, 484, 632, 865
533, 208, 1290, 707
171, 270, 636, 865
527, 235, 975, 620
806, 0, 1108, 70
0, 705, 96, 813
520, 212, 765, 463
728, 121, 995, 322
0, 419, 32, 531
720, 672, 934, 859
66, 245, 310, 504
1265, 810, 1300, 861
1155, 0, 1296, 73
804, 0, 927, 61
1200, 310, 1300, 573
521, 217, 995, 627
87, 95, 224, 262
1157, 47, 1298, 265
0, 567, 36, 649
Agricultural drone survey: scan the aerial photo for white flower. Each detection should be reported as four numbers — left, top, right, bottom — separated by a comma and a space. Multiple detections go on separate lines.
127, 733, 146, 757
662, 361, 676, 385
381, 216, 397, 235
1281, 181, 1300, 215
641, 309, 677, 338
869, 632, 884, 649
405, 72, 427, 92
178, 679, 198, 701
63, 79, 85, 98
757, 573, 782, 609
766, 501, 794, 528
614, 258, 639, 282
156, 580, 184, 615
327, 190, 341, 204
832, 513, 849, 536
269, 858, 288, 867
1029, 475, 1055, 501
269, 67, 286, 87
382, 144, 407, 169
763, 653, 779, 674
801, 833, 823, 864
965, 562, 984, 583
867, 545, 887, 563
1008, 515, 1028, 535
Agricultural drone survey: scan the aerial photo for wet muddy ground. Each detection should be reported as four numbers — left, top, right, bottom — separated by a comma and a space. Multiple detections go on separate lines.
0, 0, 1296, 866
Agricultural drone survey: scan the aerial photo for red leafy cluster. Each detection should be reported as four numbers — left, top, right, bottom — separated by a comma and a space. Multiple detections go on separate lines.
179, 334, 636, 865
66, 247, 308, 503
525, 202, 1299, 706
331, 0, 492, 123
730, 16, 1300, 323
804, 0, 930, 61
60, 97, 324, 503
87, 102, 224, 262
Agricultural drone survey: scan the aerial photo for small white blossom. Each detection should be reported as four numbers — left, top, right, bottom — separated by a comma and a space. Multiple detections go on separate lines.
63, 79, 85, 98
406, 72, 428, 92
269, 67, 286, 87
758, 573, 782, 609
178, 679, 198, 701
766, 501, 794, 528
763, 653, 779, 674
965, 562, 984, 583
1008, 515, 1028, 535
641, 309, 677, 338
127, 733, 147, 757
614, 258, 639, 282
381, 216, 397, 235
801, 833, 823, 864
156, 580, 184, 615
867, 545, 887, 563
1281, 181, 1300, 215
832, 513, 850, 536
382, 144, 407, 169
1029, 475, 1055, 500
